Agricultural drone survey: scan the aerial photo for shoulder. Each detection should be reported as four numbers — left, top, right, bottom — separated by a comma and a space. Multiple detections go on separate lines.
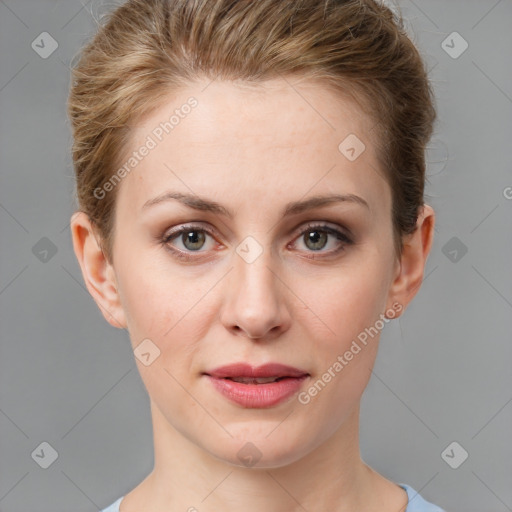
100, 496, 124, 512
99, 487, 445, 512
398, 483, 446, 512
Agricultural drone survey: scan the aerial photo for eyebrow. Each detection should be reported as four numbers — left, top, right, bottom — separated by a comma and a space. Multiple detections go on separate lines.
141, 191, 370, 217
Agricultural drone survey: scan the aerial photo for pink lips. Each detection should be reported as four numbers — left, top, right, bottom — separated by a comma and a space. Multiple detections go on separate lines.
204, 363, 309, 408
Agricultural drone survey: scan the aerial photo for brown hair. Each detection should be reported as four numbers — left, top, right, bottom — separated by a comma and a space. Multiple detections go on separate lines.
67, 0, 436, 264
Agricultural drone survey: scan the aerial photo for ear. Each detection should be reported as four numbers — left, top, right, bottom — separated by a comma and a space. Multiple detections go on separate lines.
69, 211, 127, 329
385, 204, 435, 317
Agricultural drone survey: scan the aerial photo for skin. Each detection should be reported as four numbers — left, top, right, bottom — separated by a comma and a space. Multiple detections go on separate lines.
71, 77, 434, 512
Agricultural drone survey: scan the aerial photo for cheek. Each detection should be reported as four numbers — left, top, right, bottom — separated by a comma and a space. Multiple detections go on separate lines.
291, 266, 387, 429
115, 245, 192, 333
295, 258, 392, 346
115, 267, 205, 404
115, 256, 219, 381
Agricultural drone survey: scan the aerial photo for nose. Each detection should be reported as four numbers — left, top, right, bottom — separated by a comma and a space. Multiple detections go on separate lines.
219, 242, 292, 341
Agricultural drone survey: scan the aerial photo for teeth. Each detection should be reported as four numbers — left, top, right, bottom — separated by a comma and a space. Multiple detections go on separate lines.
229, 377, 282, 384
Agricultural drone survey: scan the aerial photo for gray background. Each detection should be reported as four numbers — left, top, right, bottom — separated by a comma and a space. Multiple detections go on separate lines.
0, 0, 511, 511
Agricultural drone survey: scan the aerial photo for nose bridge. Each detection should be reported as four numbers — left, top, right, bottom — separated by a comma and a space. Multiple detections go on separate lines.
222, 234, 287, 338
237, 240, 276, 295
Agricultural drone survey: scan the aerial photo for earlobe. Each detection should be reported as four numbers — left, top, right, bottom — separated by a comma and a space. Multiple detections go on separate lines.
70, 212, 127, 330
385, 204, 435, 316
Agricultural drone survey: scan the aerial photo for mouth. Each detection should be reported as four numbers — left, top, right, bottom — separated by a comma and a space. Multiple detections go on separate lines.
203, 363, 310, 408
203, 362, 309, 380
218, 376, 293, 384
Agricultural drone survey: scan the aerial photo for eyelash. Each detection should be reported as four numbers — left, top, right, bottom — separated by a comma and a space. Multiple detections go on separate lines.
161, 222, 353, 262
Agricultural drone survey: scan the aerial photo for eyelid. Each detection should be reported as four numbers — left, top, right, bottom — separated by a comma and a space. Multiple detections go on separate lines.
161, 224, 220, 262
288, 222, 353, 256
162, 223, 220, 246
294, 221, 352, 240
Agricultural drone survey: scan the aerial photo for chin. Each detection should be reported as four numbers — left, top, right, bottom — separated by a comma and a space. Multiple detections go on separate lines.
204, 429, 314, 470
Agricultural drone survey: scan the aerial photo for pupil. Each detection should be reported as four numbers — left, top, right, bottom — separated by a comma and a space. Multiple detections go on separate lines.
184, 230, 205, 250
306, 230, 327, 250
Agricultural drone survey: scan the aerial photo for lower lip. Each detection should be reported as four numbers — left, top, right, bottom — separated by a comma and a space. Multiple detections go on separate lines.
205, 375, 309, 408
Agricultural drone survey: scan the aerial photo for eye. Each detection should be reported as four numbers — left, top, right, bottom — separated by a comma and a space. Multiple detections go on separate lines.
291, 223, 353, 258
162, 224, 216, 259
161, 222, 353, 262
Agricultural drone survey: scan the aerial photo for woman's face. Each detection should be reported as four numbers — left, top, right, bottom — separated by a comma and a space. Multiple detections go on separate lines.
101, 78, 404, 467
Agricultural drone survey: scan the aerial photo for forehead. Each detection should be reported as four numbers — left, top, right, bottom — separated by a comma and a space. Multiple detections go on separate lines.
116, 77, 388, 217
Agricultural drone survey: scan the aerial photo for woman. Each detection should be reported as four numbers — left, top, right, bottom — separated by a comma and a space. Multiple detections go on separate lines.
68, 0, 445, 510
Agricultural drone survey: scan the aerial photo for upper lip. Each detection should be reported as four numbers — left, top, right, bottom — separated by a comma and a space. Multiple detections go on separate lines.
204, 363, 309, 379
